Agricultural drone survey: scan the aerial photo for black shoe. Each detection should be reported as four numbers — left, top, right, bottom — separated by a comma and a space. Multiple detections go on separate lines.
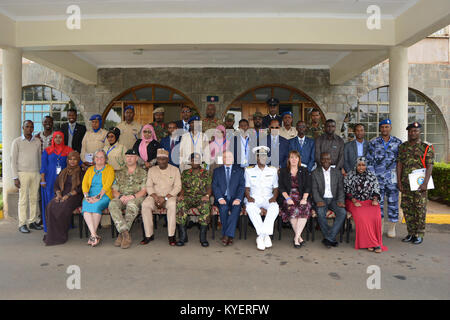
19, 225, 30, 233
168, 236, 177, 246
29, 222, 43, 230
412, 236, 423, 244
402, 235, 414, 242
293, 240, 302, 249
176, 224, 187, 246
321, 239, 331, 248
199, 225, 209, 247
330, 240, 339, 247
140, 235, 154, 245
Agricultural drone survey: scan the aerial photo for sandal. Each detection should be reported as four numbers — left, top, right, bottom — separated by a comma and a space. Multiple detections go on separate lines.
91, 235, 101, 247
88, 236, 96, 246
367, 247, 375, 252
374, 246, 382, 253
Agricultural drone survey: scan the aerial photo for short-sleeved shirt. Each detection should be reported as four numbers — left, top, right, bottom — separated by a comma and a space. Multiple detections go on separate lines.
245, 165, 278, 200
112, 166, 147, 195
398, 141, 434, 187
117, 121, 142, 150
279, 126, 298, 140
181, 168, 212, 198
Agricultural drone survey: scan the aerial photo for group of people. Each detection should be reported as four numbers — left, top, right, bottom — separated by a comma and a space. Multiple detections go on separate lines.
11, 97, 434, 253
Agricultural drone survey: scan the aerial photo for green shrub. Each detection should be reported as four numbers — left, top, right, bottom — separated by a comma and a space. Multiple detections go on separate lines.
428, 162, 450, 205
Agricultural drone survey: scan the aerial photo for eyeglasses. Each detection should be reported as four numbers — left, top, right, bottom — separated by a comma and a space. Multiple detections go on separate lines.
181, 110, 191, 113
270, 127, 280, 129
143, 130, 152, 134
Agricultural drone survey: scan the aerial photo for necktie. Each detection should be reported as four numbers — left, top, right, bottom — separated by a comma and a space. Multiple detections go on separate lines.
225, 167, 231, 199
170, 139, 175, 150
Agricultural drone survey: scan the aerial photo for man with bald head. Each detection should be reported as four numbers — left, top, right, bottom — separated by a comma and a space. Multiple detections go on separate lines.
202, 104, 223, 134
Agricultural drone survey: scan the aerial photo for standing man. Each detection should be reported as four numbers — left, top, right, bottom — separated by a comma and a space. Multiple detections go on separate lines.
150, 106, 168, 142
366, 119, 402, 238
279, 111, 298, 140
160, 121, 182, 167
109, 149, 147, 249
311, 152, 346, 248
343, 123, 369, 176
35, 116, 55, 152
397, 122, 434, 245
80, 114, 108, 167
11, 120, 43, 233
245, 146, 279, 251
117, 105, 142, 150
266, 119, 289, 168
179, 116, 210, 171
176, 105, 192, 132
212, 151, 245, 246
289, 120, 315, 171
315, 119, 345, 170
306, 108, 324, 139
141, 149, 182, 246
233, 119, 253, 167
202, 104, 223, 135
60, 108, 86, 153
251, 111, 267, 145
262, 97, 282, 129
224, 113, 236, 132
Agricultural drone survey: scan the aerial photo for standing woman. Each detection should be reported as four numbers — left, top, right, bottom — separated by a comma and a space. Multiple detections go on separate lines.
133, 124, 160, 169
40, 131, 73, 232
43, 151, 84, 245
278, 150, 312, 248
80, 114, 108, 167
82, 150, 115, 247
103, 127, 127, 171
344, 156, 387, 253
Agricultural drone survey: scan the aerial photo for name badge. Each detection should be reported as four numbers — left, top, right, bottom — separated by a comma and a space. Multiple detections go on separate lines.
56, 165, 62, 175
217, 156, 223, 164
85, 153, 94, 163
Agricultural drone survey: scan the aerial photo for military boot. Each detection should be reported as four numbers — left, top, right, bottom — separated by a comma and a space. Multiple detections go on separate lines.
114, 233, 122, 247
121, 230, 132, 249
199, 225, 209, 247
176, 224, 188, 246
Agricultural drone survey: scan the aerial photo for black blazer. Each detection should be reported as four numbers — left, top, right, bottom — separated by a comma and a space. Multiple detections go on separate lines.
277, 167, 312, 206
60, 122, 86, 153
132, 139, 160, 162
175, 119, 189, 130
212, 164, 245, 205
311, 166, 345, 203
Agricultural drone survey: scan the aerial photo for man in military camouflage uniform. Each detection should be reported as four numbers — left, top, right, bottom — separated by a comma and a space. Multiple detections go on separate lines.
366, 119, 402, 238
176, 153, 212, 247
397, 122, 434, 245
224, 113, 236, 132
306, 108, 324, 140
109, 149, 148, 249
202, 104, 223, 138
150, 106, 168, 142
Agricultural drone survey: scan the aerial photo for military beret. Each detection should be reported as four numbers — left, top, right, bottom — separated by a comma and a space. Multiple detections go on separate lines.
379, 119, 392, 126
124, 105, 135, 112
125, 149, 138, 155
266, 97, 280, 106
225, 113, 235, 120
281, 111, 293, 118
153, 107, 165, 114
188, 115, 201, 123
406, 122, 422, 130
253, 111, 264, 119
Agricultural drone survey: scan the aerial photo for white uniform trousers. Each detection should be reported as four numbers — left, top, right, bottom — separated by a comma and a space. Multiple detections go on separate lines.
246, 198, 279, 236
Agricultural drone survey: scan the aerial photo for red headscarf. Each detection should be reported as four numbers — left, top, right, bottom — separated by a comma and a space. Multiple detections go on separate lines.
45, 131, 72, 156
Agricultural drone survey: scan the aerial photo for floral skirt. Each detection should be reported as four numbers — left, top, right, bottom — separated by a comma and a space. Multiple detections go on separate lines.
281, 188, 312, 222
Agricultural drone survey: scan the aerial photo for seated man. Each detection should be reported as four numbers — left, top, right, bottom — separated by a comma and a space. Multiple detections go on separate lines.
141, 148, 182, 246
311, 152, 346, 248
176, 153, 212, 247
244, 146, 279, 251
212, 151, 245, 246
109, 149, 147, 249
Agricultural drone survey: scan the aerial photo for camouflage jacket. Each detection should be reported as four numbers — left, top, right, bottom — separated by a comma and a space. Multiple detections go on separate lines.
398, 141, 434, 186
112, 166, 147, 195
181, 168, 212, 198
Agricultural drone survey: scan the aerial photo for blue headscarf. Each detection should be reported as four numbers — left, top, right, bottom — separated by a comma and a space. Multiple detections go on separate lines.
89, 114, 102, 133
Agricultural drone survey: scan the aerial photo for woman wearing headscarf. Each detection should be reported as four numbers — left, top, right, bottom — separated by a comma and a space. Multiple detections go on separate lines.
344, 156, 387, 253
132, 124, 160, 169
40, 131, 73, 232
43, 151, 84, 246
80, 114, 108, 167
103, 127, 127, 171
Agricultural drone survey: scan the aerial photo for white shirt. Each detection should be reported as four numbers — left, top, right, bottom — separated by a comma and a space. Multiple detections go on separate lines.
239, 135, 250, 167
322, 167, 333, 198
68, 122, 76, 148
297, 136, 305, 147
245, 165, 278, 200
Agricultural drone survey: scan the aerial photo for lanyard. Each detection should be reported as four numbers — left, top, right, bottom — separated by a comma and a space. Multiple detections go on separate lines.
382, 136, 392, 152
241, 136, 249, 158
190, 132, 200, 149
106, 145, 117, 156
214, 138, 226, 148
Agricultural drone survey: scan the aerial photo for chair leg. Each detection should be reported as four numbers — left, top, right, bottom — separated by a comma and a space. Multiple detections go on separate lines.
306, 217, 310, 241
239, 215, 243, 240
211, 215, 217, 240
110, 215, 116, 238
346, 218, 351, 243
278, 216, 282, 240
311, 217, 315, 242
78, 214, 83, 239
84, 218, 89, 238
340, 219, 344, 243
154, 215, 158, 230
243, 215, 248, 240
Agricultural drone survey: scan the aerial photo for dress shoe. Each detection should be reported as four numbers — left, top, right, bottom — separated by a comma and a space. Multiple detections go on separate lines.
412, 236, 423, 244
168, 236, 177, 246
321, 239, 331, 248
227, 237, 233, 245
299, 240, 306, 247
330, 240, 339, 247
256, 236, 266, 251
29, 222, 43, 230
293, 240, 301, 249
221, 235, 229, 246
402, 235, 414, 242
19, 225, 30, 233
264, 235, 272, 248
140, 235, 154, 245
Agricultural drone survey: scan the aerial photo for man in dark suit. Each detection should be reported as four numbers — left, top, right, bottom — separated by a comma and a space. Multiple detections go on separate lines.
289, 120, 315, 171
212, 151, 246, 245
262, 97, 282, 129
343, 123, 369, 175
175, 105, 192, 132
311, 152, 346, 248
160, 121, 182, 167
265, 118, 288, 168
60, 108, 86, 153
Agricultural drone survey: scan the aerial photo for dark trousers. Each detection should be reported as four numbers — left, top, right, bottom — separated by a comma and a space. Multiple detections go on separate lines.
316, 198, 346, 242
219, 200, 241, 238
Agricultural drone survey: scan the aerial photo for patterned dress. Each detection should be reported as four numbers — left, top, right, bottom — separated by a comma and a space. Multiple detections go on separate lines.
281, 175, 312, 222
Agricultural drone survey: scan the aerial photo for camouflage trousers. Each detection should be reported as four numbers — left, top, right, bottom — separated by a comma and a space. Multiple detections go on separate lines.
109, 197, 144, 233
379, 182, 399, 222
176, 196, 210, 226
401, 190, 427, 237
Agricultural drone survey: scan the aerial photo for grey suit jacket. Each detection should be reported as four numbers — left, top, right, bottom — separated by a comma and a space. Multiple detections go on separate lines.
311, 166, 345, 203
343, 139, 368, 173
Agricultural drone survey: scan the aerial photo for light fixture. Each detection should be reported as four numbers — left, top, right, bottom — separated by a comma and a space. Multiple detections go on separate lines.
133, 49, 144, 55
278, 49, 288, 55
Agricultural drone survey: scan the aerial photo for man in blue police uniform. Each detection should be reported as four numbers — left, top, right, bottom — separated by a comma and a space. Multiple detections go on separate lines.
366, 119, 402, 237
262, 97, 282, 129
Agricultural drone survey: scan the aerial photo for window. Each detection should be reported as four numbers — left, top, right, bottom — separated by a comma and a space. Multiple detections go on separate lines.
351, 86, 448, 161
21, 85, 83, 135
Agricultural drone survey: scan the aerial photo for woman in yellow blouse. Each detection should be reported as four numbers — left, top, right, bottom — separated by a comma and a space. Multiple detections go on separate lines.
82, 149, 115, 247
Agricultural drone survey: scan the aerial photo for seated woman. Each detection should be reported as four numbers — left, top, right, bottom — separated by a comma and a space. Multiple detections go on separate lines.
103, 127, 127, 171
81, 150, 115, 247
43, 151, 84, 246
176, 153, 212, 247
278, 150, 312, 248
40, 131, 73, 232
133, 124, 160, 169
344, 156, 387, 253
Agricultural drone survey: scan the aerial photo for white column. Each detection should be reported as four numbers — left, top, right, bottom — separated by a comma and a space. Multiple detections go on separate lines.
389, 46, 408, 142
2, 47, 22, 216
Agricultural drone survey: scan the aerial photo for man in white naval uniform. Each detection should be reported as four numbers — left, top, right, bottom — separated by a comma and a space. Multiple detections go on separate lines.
244, 146, 279, 251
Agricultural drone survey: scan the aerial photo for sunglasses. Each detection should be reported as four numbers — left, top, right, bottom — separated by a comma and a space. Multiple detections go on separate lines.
270, 127, 280, 129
